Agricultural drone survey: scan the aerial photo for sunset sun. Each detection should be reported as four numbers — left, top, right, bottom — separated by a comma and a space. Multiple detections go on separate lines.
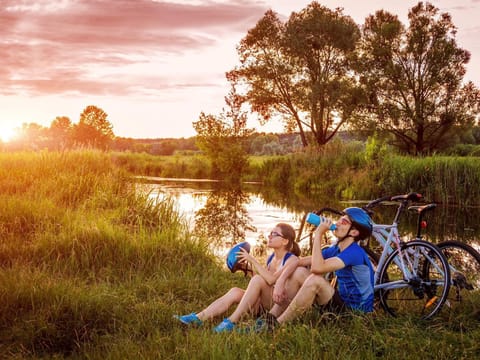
0, 125, 17, 143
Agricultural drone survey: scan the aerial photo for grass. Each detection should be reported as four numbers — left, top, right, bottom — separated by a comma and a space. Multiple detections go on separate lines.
0, 150, 479, 359
110, 152, 211, 179
103, 144, 480, 206
379, 155, 480, 206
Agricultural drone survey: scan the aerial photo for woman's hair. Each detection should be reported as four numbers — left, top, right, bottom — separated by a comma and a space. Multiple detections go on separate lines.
277, 223, 300, 256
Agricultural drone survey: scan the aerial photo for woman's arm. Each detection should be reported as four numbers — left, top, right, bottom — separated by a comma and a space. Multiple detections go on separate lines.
271, 256, 299, 303
237, 248, 298, 286
273, 256, 299, 286
298, 256, 312, 267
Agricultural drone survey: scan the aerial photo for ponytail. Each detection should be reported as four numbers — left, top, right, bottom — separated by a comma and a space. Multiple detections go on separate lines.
290, 241, 301, 257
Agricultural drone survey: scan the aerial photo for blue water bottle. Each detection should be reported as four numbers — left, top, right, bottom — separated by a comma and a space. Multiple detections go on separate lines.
306, 213, 336, 230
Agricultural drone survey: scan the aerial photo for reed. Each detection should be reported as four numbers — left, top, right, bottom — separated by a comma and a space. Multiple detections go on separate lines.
251, 144, 480, 205
0, 150, 223, 357
253, 141, 368, 202
378, 155, 480, 205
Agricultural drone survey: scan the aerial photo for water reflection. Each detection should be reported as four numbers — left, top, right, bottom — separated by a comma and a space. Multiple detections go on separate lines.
143, 178, 299, 249
368, 204, 480, 250
142, 177, 480, 251
193, 182, 254, 247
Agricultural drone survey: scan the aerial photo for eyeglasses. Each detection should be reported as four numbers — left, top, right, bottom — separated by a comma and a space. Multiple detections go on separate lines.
269, 231, 284, 238
338, 217, 352, 226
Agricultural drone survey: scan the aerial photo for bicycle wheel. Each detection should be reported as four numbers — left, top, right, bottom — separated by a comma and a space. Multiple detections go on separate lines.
377, 240, 451, 320
435, 240, 480, 315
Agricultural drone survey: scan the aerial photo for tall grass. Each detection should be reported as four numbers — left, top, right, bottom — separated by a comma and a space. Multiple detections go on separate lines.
251, 143, 480, 206
0, 150, 224, 357
250, 141, 371, 211
378, 155, 480, 206
110, 152, 211, 178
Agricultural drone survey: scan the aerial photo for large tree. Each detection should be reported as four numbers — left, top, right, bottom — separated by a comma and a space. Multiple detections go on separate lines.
228, 2, 362, 147
48, 116, 73, 150
357, 2, 480, 155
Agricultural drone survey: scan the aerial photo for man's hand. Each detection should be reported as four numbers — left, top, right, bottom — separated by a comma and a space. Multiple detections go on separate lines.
316, 216, 333, 234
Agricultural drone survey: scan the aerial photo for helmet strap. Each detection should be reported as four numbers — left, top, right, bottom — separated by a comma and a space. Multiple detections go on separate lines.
337, 225, 355, 243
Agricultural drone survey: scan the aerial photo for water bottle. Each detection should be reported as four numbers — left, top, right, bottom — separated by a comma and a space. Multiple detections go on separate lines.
306, 213, 336, 230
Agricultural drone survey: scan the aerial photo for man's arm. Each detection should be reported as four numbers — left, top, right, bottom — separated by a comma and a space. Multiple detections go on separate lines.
310, 221, 345, 274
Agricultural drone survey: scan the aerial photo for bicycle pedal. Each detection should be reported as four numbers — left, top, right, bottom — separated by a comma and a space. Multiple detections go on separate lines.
425, 296, 438, 308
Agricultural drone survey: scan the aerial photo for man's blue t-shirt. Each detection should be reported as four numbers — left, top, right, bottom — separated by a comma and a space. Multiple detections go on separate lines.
322, 243, 374, 312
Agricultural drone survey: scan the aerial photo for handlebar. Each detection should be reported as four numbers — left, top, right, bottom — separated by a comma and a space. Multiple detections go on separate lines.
311, 192, 424, 219
363, 192, 435, 237
310, 192, 426, 225
308, 192, 433, 243
364, 192, 423, 210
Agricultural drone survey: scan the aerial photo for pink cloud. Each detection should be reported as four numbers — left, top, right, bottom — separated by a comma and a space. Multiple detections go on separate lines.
0, 0, 268, 96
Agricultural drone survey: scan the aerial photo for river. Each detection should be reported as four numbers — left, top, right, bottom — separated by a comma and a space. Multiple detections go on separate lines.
140, 177, 480, 253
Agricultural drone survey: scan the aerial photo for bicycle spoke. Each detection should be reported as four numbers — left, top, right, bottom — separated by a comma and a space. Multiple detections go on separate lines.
436, 241, 480, 318
377, 241, 450, 320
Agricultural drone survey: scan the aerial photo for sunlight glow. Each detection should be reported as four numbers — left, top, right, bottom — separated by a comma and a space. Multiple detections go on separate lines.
0, 126, 17, 143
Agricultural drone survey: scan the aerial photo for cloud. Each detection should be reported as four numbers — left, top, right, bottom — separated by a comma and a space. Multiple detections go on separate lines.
0, 0, 268, 96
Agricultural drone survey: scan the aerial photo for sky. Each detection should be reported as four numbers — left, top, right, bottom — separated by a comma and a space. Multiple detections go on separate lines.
0, 0, 479, 141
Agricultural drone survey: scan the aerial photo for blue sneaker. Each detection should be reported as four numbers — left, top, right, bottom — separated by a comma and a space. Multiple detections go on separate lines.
252, 317, 267, 333
173, 313, 203, 326
213, 318, 235, 333
243, 314, 278, 333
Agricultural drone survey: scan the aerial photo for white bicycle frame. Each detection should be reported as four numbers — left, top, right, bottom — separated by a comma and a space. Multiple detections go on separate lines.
371, 222, 448, 291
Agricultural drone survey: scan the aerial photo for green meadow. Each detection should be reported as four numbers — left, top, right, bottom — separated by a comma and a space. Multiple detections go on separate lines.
0, 150, 479, 359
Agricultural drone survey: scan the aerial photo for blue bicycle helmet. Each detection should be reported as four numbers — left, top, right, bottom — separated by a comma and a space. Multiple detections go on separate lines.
226, 242, 251, 273
343, 207, 373, 240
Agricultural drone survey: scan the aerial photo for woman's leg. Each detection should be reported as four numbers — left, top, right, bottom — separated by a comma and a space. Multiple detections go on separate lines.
196, 287, 245, 321
228, 275, 272, 323
276, 273, 334, 324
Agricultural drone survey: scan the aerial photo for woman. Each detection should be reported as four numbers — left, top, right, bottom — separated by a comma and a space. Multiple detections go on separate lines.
174, 223, 302, 333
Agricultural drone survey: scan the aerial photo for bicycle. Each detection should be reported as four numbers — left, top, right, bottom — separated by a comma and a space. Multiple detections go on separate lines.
363, 192, 480, 318
305, 201, 452, 320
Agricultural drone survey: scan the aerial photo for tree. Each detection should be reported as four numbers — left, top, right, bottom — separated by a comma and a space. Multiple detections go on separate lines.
48, 116, 73, 150
72, 105, 114, 150
357, 2, 480, 155
193, 82, 253, 181
11, 123, 49, 150
228, 2, 362, 147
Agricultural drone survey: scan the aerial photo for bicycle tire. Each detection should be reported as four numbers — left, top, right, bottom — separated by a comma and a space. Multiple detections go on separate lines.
377, 240, 451, 320
434, 240, 480, 315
